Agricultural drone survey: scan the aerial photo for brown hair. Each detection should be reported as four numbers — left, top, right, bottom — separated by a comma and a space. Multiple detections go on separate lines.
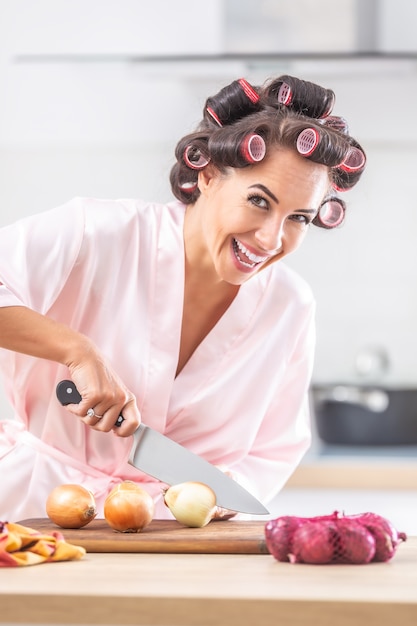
170, 75, 366, 229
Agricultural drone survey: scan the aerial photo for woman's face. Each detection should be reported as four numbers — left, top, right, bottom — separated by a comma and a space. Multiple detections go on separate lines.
193, 147, 330, 285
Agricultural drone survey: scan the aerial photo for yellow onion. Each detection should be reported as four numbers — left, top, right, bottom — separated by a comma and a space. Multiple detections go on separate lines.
164, 481, 217, 528
104, 481, 154, 533
46, 483, 97, 529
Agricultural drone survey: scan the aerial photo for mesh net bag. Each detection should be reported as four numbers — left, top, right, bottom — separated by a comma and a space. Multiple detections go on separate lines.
264, 511, 406, 565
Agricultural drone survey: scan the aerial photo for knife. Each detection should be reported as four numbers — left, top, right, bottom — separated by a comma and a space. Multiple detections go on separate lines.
56, 380, 269, 515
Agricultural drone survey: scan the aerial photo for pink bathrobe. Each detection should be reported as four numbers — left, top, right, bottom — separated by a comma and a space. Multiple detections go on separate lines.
0, 197, 314, 520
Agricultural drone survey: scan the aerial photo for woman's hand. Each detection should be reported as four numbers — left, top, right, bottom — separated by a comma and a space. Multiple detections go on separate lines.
0, 306, 140, 436
66, 350, 141, 437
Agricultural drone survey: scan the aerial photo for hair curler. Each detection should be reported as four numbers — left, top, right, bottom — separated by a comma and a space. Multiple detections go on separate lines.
339, 146, 366, 173
240, 134, 266, 163
184, 145, 210, 170
238, 78, 260, 103
206, 106, 223, 127
296, 128, 320, 157
321, 115, 349, 134
315, 197, 345, 228
277, 81, 293, 106
178, 181, 198, 193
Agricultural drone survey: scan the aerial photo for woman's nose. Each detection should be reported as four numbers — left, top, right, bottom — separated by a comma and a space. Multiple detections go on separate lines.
255, 219, 284, 253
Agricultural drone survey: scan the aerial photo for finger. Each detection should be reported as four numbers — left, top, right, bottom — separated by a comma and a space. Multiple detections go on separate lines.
80, 408, 104, 428
111, 399, 140, 437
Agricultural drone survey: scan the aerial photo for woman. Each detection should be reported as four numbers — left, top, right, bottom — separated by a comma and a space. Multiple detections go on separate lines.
0, 75, 366, 520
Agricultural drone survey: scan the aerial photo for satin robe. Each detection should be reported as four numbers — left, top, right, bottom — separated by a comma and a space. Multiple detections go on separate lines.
0, 197, 314, 519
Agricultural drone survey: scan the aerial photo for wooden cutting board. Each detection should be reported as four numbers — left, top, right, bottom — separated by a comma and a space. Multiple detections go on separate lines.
18, 518, 269, 554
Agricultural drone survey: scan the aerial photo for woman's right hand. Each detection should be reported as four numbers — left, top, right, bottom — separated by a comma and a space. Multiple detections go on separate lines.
0, 306, 140, 437
65, 346, 141, 437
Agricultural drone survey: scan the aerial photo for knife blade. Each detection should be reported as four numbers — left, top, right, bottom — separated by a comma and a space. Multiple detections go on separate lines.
56, 380, 269, 515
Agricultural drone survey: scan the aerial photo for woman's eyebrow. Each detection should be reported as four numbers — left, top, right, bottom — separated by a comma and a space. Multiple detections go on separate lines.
248, 184, 317, 214
248, 184, 278, 203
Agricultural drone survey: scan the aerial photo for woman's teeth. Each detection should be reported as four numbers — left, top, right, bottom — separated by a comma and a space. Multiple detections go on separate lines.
233, 238, 268, 268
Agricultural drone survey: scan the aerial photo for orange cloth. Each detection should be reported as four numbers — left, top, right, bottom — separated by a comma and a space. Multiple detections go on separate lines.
0, 521, 86, 566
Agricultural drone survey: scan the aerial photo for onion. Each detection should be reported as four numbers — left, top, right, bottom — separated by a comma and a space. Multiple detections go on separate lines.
164, 481, 217, 527
290, 521, 336, 564
46, 483, 97, 529
351, 512, 407, 562
335, 518, 376, 564
265, 516, 306, 562
104, 481, 154, 533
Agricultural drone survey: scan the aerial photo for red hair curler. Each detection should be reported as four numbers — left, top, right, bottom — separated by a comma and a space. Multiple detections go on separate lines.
184, 145, 210, 170
206, 106, 223, 127
277, 81, 293, 106
296, 128, 320, 157
339, 146, 366, 173
238, 78, 260, 103
240, 134, 266, 163
316, 198, 345, 228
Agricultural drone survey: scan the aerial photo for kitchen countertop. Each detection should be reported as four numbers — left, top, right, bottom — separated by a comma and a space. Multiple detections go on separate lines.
284, 441, 417, 490
1, 538, 416, 626
286, 457, 417, 490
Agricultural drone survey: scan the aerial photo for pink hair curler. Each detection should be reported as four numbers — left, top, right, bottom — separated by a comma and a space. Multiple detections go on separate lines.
241, 134, 266, 163
296, 128, 320, 157
339, 146, 366, 173
277, 82, 293, 105
184, 145, 210, 170
178, 181, 198, 194
317, 198, 345, 228
320, 115, 349, 134
206, 106, 223, 127
238, 78, 260, 103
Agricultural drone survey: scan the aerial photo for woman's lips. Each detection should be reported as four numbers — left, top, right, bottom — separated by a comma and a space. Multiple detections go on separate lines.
232, 238, 269, 269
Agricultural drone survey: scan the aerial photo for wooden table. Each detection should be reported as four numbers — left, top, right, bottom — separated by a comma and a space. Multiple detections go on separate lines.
1, 538, 416, 626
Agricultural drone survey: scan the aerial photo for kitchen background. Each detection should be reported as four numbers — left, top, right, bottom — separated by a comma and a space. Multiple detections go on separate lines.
0, 1, 416, 530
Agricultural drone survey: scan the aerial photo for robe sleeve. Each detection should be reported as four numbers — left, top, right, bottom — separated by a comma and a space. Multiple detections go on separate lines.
0, 198, 85, 314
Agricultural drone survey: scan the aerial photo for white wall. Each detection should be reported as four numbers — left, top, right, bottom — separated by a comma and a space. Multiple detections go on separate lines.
1, 0, 417, 419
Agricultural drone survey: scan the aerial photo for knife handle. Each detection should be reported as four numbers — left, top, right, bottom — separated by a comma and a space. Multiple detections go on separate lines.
56, 380, 125, 427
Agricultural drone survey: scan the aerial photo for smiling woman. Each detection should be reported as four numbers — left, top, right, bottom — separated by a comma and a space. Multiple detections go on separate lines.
0, 74, 366, 523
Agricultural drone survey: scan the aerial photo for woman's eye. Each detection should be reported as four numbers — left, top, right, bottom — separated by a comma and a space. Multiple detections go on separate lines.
248, 194, 268, 209
290, 214, 312, 225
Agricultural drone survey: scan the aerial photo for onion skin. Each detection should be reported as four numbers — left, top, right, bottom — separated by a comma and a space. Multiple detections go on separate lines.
104, 481, 154, 533
164, 482, 217, 528
46, 484, 97, 529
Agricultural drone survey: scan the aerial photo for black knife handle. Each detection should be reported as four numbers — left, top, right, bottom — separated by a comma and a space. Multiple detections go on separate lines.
56, 380, 125, 427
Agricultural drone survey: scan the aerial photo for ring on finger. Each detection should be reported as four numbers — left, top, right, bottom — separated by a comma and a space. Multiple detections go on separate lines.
86, 408, 103, 420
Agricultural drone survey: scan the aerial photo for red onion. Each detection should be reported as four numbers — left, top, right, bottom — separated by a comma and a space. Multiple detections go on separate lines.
334, 518, 376, 564
290, 521, 335, 564
350, 512, 407, 562
264, 516, 305, 562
